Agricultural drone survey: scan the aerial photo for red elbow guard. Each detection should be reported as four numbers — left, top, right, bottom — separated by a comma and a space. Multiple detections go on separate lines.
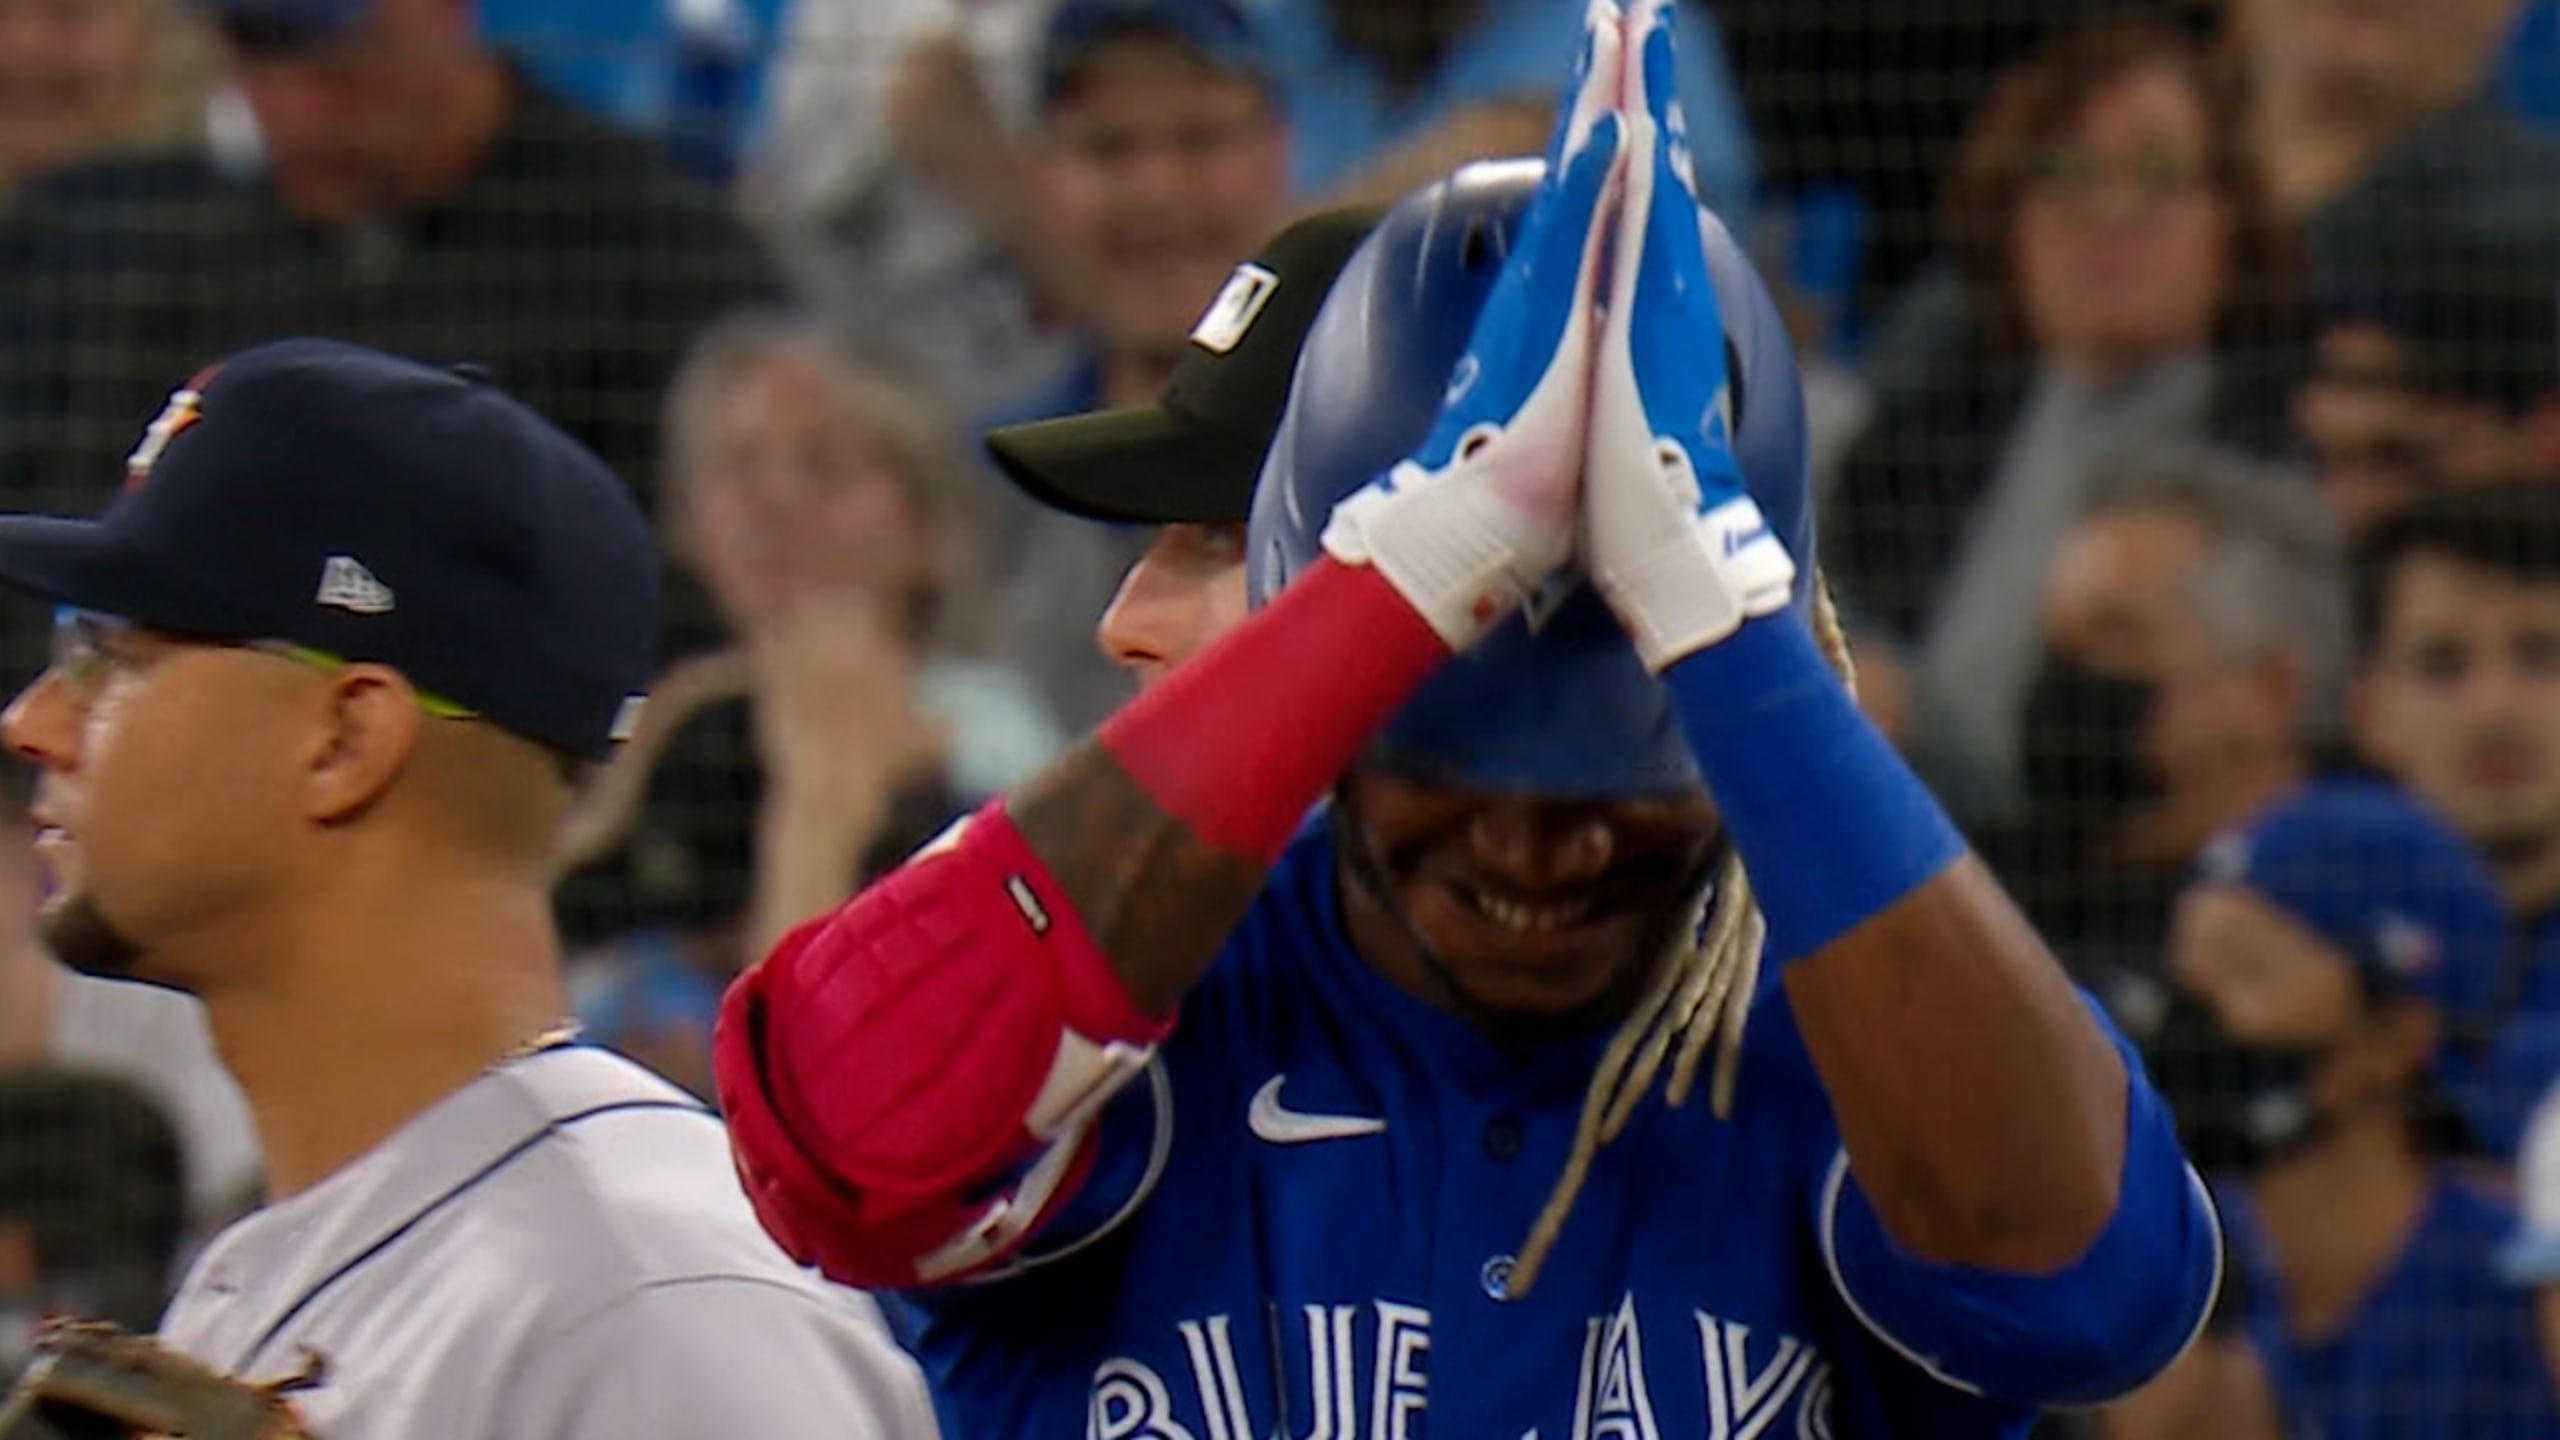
711, 802, 1173, 1288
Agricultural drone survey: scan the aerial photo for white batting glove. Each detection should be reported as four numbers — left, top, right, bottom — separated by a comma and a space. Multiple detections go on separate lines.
1320, 0, 1626, 651
1582, 0, 1795, 673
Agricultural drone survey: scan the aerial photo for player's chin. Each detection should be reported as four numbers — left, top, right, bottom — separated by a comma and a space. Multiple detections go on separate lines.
38, 890, 150, 983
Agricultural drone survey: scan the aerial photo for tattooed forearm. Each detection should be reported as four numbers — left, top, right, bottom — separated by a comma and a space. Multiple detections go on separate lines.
1006, 740, 1270, 1017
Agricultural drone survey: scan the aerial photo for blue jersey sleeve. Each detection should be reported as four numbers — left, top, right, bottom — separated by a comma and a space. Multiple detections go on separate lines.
1815, 997, 2223, 1407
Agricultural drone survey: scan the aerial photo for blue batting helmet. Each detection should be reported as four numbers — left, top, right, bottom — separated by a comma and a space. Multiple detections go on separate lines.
1245, 158, 1815, 798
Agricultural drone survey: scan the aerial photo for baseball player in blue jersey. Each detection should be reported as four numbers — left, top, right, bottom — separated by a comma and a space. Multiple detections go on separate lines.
716, 4, 2223, 1436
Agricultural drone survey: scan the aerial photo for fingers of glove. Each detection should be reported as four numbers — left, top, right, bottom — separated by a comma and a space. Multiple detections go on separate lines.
1416, 110, 1624, 467
1527, 108, 1626, 326
1624, 55, 1743, 499
1621, 0, 1694, 194
1482, 116, 1627, 528
1550, 0, 1625, 177
1592, 109, 1720, 477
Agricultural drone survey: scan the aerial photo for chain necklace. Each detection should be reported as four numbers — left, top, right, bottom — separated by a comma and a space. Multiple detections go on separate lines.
491, 1019, 585, 1073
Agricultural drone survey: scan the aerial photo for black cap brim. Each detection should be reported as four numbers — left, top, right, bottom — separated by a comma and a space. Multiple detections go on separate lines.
0, 517, 266, 637
984, 404, 1266, 525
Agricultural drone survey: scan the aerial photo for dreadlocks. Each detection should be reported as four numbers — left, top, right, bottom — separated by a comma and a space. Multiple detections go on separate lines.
1505, 571, 1860, 1299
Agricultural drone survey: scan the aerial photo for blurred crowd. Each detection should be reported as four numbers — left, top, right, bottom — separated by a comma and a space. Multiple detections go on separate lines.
0, 0, 2558, 1432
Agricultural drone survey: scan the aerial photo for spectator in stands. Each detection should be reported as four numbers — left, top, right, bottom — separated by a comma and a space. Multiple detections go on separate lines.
0, 763, 257, 1229
1004, 0, 1285, 421
0, 0, 209, 202
476, 0, 784, 176
1997, 447, 2344, 1004
747, 0, 1070, 420
553, 313, 1061, 1082
1859, 0, 2560, 480
2293, 259, 2560, 533
0, 0, 779, 686
1709, 0, 2134, 316
979, 0, 1291, 731
2351, 481, 2560, 1157
979, 207, 1385, 730
1267, 0, 1753, 225
0, 1066, 188, 1381
2105, 781, 2552, 1440
2234, 0, 2560, 294
1826, 19, 2301, 817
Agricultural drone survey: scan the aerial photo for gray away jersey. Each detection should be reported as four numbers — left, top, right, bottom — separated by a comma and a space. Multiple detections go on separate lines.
158, 1046, 939, 1439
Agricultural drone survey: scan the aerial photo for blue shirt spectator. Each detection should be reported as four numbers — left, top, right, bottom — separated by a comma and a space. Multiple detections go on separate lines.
1252, 0, 1755, 225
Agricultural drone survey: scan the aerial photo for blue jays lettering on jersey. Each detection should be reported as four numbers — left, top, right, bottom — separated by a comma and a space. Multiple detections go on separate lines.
892, 819, 2203, 1440
2223, 1175, 2560, 1440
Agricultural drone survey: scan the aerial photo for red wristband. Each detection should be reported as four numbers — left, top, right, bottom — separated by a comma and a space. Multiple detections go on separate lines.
1097, 557, 1451, 862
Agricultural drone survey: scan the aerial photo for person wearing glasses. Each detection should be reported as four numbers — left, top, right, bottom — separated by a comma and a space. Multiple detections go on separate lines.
0, 339, 937, 1440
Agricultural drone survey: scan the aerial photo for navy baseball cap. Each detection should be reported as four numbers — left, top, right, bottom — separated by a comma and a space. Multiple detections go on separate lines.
1039, 0, 1275, 109
2191, 780, 2511, 1017
985, 205, 1379, 524
0, 338, 658, 761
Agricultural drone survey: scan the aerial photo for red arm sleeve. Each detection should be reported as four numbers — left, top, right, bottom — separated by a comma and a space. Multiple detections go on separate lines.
712, 802, 1174, 1289
713, 557, 1457, 1287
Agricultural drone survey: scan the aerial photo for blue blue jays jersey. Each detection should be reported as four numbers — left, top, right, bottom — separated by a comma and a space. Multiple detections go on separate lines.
2225, 1175, 2560, 1440
895, 821, 2217, 1439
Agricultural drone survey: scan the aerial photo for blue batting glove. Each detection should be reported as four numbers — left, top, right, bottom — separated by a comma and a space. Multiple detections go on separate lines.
1582, 0, 1795, 671
1320, 0, 1626, 651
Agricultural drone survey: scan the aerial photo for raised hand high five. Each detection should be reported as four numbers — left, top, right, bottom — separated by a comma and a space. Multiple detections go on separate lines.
1317, 0, 1627, 652
1581, 0, 1796, 671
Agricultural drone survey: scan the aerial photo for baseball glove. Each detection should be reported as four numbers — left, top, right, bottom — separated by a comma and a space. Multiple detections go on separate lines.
0, 1322, 323, 1440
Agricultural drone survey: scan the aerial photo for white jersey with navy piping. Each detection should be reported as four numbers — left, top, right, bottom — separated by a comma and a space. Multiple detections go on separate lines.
157, 1045, 940, 1439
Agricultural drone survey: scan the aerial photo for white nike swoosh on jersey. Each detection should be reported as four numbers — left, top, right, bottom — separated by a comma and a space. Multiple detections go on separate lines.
1248, 1076, 1387, 1144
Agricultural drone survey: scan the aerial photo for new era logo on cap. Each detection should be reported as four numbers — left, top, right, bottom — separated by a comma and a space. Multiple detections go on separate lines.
0, 339, 661, 761
315, 554, 394, 615
1191, 263, 1279, 355
2374, 913, 2442, 979
2197, 830, 2252, 884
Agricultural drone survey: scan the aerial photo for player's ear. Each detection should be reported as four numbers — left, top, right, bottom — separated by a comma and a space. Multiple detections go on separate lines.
297, 665, 425, 824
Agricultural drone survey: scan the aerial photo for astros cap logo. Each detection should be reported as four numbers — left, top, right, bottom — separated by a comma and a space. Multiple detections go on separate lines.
124, 364, 220, 492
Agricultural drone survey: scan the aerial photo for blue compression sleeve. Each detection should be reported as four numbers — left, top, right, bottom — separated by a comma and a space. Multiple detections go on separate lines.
1817, 1010, 2224, 1405
1659, 610, 1966, 963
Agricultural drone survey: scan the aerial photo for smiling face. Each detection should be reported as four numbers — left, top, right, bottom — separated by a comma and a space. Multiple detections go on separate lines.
1333, 769, 1720, 1030
1033, 37, 1289, 362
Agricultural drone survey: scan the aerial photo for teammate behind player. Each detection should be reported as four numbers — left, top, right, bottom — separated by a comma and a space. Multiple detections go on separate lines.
984, 201, 1382, 688
0, 340, 937, 1440
718, 5, 2220, 1436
